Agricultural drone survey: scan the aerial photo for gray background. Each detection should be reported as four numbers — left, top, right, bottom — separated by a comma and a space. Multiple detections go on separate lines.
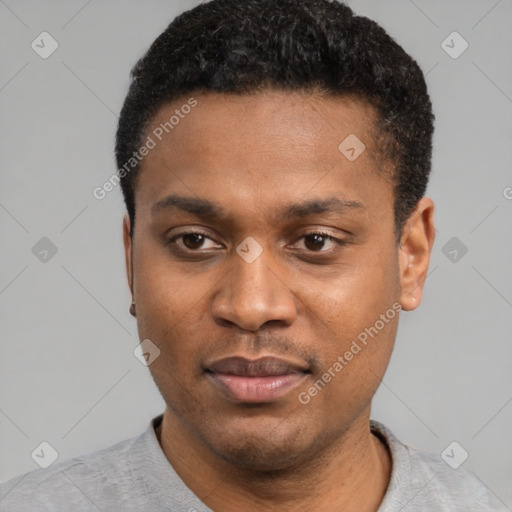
1, 0, 511, 507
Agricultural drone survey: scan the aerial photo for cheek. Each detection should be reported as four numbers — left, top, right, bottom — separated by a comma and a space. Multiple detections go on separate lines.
303, 296, 398, 428
300, 246, 399, 337
298, 244, 399, 400
132, 245, 206, 360
134, 235, 204, 313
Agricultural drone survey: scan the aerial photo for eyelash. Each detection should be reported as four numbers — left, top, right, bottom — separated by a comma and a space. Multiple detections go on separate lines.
166, 229, 346, 255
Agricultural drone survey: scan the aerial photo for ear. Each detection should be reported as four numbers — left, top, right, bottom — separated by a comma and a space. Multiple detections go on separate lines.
398, 197, 435, 311
123, 214, 134, 296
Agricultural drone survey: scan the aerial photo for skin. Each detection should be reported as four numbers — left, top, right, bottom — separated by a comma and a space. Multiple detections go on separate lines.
123, 90, 435, 511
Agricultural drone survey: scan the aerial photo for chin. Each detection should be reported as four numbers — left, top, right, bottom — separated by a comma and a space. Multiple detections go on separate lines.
213, 439, 306, 472
200, 417, 322, 472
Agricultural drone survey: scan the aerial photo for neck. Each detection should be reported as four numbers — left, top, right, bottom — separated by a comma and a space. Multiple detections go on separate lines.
155, 407, 391, 511
156, 408, 391, 512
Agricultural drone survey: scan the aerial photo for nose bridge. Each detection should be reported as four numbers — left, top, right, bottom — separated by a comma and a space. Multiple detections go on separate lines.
211, 244, 297, 331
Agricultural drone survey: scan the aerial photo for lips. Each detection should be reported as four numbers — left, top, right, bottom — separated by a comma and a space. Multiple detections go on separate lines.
205, 356, 309, 403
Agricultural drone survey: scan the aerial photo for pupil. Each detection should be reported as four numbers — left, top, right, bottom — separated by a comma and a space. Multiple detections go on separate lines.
305, 234, 325, 251
184, 234, 204, 249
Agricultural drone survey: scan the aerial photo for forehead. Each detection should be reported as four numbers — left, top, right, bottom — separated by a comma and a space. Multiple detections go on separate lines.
145, 90, 381, 166
134, 90, 393, 223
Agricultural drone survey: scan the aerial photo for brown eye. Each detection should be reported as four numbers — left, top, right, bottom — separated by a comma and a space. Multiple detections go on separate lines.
182, 233, 207, 250
293, 231, 345, 254
304, 233, 328, 251
167, 231, 221, 252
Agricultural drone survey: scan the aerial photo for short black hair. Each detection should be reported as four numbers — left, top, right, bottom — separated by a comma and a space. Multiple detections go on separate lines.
115, 0, 434, 242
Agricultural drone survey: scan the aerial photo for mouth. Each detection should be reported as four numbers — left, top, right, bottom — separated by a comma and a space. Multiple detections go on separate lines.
204, 356, 310, 403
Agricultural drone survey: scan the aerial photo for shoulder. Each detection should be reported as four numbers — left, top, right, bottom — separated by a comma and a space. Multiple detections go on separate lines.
0, 431, 145, 512
371, 420, 508, 511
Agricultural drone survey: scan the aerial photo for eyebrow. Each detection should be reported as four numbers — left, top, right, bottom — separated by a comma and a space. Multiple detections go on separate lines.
152, 194, 226, 218
279, 197, 366, 219
151, 194, 366, 220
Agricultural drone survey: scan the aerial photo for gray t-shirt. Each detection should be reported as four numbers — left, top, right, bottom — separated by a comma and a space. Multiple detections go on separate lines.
0, 414, 507, 511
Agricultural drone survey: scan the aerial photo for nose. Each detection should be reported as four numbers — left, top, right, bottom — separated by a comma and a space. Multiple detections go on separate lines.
211, 247, 298, 332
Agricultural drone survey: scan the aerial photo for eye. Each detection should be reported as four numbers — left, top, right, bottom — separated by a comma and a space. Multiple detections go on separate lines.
166, 229, 345, 255
168, 231, 222, 251
293, 231, 344, 252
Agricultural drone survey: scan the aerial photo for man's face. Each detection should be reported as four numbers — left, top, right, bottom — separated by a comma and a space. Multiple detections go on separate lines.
125, 91, 410, 469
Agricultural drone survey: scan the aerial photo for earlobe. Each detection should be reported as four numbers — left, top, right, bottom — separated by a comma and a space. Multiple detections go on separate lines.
398, 198, 435, 311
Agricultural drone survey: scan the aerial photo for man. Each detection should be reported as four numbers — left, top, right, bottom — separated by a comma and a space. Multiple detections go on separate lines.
0, 0, 506, 510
